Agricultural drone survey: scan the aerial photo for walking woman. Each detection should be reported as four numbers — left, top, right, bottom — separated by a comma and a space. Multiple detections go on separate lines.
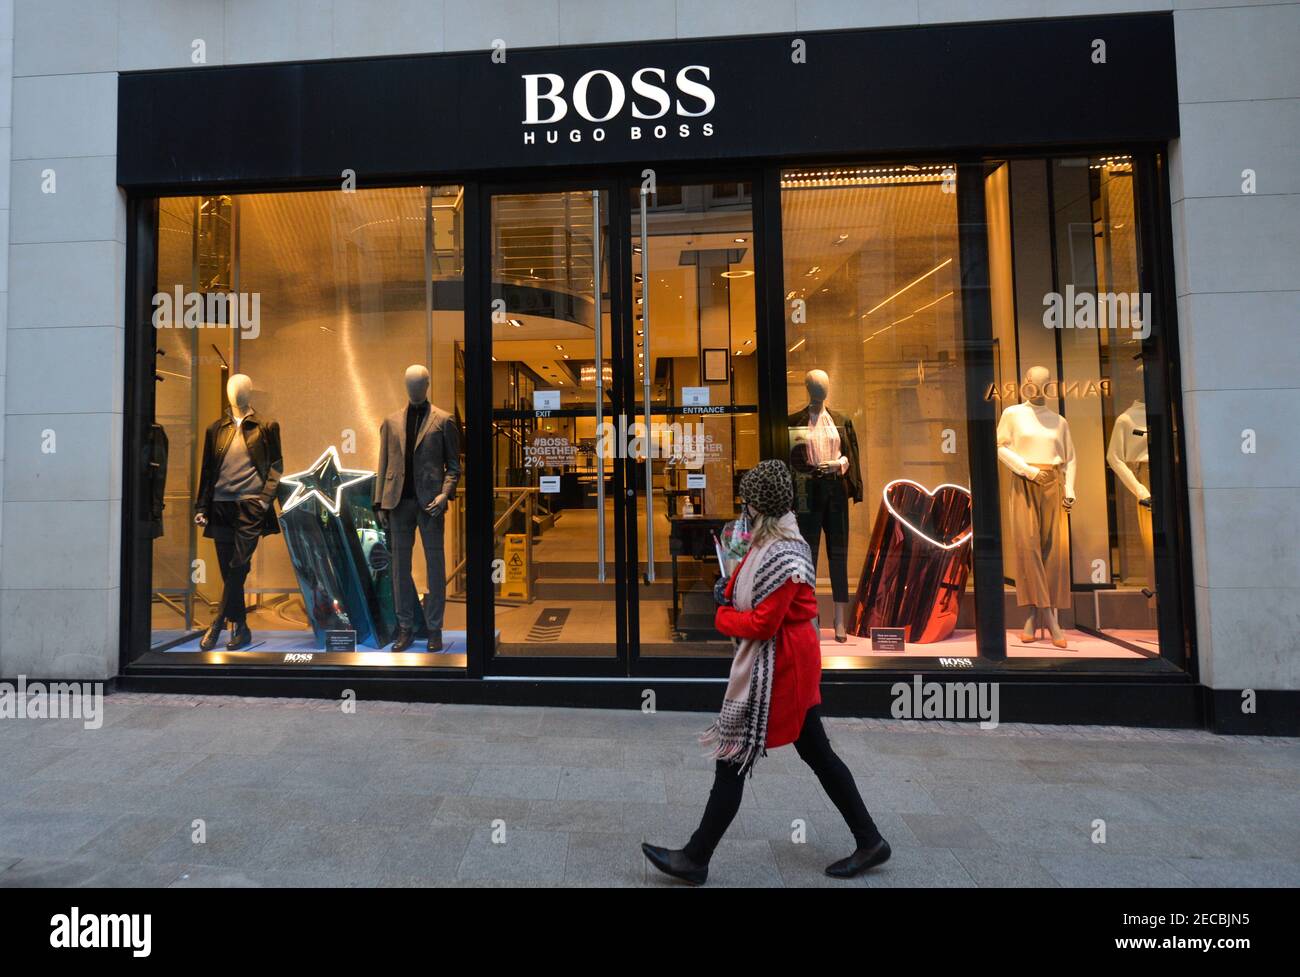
642, 459, 891, 885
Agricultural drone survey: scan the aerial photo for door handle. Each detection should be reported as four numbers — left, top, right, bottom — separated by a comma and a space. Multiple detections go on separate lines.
639, 186, 655, 584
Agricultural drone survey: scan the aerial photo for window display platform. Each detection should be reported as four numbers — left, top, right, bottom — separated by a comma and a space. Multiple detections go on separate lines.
163, 629, 467, 655
817, 628, 1152, 663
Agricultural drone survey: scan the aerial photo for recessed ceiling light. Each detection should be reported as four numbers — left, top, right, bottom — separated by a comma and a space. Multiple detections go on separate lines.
734, 237, 746, 243
721, 270, 754, 279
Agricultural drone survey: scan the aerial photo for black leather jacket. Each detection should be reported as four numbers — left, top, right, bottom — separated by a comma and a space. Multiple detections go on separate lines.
195, 409, 284, 534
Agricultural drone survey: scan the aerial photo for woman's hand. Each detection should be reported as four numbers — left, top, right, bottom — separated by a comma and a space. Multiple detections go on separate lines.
713, 577, 732, 606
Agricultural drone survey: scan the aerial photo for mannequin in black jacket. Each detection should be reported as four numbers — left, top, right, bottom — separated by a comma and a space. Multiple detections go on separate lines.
194, 374, 283, 651
788, 369, 863, 642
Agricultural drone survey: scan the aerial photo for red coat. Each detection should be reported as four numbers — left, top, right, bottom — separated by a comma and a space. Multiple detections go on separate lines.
715, 554, 822, 749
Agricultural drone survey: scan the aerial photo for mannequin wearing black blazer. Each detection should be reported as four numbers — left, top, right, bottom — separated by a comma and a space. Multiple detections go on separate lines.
788, 370, 863, 641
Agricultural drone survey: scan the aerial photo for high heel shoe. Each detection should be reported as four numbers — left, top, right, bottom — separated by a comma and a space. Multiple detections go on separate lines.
1020, 630, 1037, 644
641, 843, 708, 886
1052, 636, 1068, 649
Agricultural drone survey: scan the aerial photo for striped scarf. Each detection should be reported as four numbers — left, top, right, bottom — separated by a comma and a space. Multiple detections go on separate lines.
700, 514, 815, 773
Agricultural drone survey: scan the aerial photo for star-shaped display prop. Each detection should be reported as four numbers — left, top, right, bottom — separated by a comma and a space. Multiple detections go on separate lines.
280, 446, 375, 516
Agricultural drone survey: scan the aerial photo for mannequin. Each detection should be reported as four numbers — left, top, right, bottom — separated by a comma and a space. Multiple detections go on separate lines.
788, 369, 863, 642
996, 365, 1076, 648
375, 365, 462, 652
1107, 362, 1154, 599
194, 373, 283, 651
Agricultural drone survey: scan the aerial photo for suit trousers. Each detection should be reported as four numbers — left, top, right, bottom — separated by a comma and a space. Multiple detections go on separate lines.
796, 476, 851, 602
1008, 465, 1071, 609
389, 497, 447, 633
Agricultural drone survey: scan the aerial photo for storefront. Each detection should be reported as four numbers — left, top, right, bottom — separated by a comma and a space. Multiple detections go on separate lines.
117, 12, 1202, 723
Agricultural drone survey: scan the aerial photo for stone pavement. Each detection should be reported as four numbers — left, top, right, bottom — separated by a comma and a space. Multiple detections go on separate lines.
1, 693, 1297, 887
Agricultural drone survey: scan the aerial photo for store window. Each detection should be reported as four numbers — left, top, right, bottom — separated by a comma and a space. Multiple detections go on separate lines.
146, 186, 467, 664
781, 164, 979, 664
985, 156, 1159, 659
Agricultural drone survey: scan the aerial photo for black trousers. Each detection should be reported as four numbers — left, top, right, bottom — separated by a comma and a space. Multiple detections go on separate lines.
684, 707, 880, 863
209, 499, 266, 627
796, 477, 851, 602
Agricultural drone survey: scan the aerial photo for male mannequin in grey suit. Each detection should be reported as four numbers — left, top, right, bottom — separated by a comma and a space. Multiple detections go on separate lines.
375, 364, 462, 652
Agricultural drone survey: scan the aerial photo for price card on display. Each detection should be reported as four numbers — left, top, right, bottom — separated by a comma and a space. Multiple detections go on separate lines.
870, 627, 906, 652
533, 390, 560, 412
686, 473, 706, 489
325, 630, 357, 652
681, 386, 710, 406
539, 475, 561, 494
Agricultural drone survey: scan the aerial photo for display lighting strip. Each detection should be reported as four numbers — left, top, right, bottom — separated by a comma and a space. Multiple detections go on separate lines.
881, 478, 973, 550
781, 164, 953, 189
1091, 155, 1134, 171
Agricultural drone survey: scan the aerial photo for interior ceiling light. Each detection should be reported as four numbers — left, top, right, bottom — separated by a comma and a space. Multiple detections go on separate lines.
862, 259, 953, 316
721, 269, 754, 279
781, 164, 954, 189
508, 318, 524, 328
804, 266, 821, 277
734, 237, 747, 243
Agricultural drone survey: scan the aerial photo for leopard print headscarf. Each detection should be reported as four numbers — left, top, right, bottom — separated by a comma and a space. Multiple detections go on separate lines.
739, 459, 794, 516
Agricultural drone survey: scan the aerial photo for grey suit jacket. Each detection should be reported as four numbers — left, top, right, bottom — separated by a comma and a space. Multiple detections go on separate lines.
375, 403, 462, 511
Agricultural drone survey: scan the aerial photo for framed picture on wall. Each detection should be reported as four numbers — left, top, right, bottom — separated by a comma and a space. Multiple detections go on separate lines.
702, 348, 729, 382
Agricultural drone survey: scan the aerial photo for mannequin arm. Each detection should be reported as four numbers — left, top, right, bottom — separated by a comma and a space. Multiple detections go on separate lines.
1062, 421, 1078, 500
374, 418, 390, 509
996, 411, 1039, 478
259, 420, 284, 507
440, 415, 463, 499
1107, 422, 1149, 499
195, 423, 215, 517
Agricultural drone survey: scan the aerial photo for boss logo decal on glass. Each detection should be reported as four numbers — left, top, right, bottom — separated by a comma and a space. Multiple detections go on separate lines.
521, 66, 715, 146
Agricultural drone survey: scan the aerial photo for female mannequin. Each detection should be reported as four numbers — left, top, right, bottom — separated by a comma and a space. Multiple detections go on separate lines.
788, 370, 863, 642
996, 365, 1076, 648
1107, 362, 1153, 599
194, 374, 283, 651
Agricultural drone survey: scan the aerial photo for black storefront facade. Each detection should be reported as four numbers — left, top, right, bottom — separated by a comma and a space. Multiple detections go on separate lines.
118, 12, 1211, 727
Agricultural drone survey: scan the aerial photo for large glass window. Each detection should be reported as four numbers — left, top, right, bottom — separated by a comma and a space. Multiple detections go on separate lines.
781, 164, 978, 664
985, 156, 1159, 659
146, 186, 466, 665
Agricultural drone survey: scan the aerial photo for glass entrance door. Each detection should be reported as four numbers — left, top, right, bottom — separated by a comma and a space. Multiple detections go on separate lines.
489, 187, 620, 659
628, 179, 758, 660
486, 177, 758, 670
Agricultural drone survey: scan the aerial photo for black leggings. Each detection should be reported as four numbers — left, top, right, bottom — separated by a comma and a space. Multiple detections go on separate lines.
684, 707, 879, 863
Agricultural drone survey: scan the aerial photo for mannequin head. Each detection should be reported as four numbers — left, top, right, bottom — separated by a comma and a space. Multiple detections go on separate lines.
226, 374, 253, 412
404, 364, 430, 404
804, 369, 830, 405
1024, 365, 1051, 403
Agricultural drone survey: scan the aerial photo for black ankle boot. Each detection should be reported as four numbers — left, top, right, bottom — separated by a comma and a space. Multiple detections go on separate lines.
226, 622, 253, 650
826, 836, 891, 879
199, 620, 225, 651
641, 843, 708, 886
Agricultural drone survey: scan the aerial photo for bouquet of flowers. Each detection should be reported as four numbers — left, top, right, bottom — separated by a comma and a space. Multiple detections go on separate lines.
713, 512, 753, 579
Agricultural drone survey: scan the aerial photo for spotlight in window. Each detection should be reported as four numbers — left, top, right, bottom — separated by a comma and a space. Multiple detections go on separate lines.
734, 237, 746, 243
554, 344, 563, 350
804, 266, 821, 277
508, 318, 524, 328
721, 269, 754, 279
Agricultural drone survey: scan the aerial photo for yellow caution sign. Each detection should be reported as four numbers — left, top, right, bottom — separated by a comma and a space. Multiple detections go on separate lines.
501, 533, 529, 599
